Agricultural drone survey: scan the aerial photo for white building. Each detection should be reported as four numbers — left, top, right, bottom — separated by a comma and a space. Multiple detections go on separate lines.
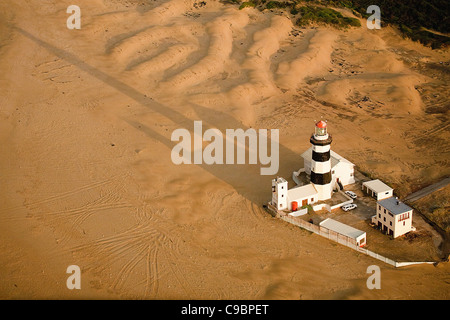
362, 179, 393, 200
301, 147, 355, 191
320, 218, 366, 247
372, 197, 414, 238
272, 177, 318, 211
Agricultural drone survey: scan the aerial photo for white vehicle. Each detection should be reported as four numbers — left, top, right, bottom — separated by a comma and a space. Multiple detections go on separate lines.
342, 203, 357, 212
345, 191, 357, 199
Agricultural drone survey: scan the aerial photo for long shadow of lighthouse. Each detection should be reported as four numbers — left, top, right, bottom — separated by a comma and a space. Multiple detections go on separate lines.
16, 27, 306, 206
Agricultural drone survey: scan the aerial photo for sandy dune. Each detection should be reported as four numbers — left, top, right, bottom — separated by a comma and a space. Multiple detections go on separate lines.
0, 0, 449, 299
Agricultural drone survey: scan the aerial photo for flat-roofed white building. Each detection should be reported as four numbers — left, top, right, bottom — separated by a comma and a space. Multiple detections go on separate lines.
319, 218, 366, 247
272, 177, 318, 211
362, 179, 393, 200
372, 197, 413, 238
286, 184, 318, 210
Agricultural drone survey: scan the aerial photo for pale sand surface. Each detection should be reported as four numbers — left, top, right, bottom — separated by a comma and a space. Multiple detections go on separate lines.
0, 0, 449, 299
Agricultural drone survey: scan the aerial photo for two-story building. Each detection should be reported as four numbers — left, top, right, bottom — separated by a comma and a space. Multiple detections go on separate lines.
372, 197, 414, 238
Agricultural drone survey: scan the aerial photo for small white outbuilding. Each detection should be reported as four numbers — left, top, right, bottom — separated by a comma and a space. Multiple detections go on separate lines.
362, 179, 393, 201
320, 218, 366, 247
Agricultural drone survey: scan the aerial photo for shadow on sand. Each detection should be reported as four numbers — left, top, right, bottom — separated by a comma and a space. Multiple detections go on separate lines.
16, 27, 303, 206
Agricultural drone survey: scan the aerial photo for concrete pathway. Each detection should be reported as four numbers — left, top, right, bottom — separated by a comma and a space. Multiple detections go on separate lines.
404, 177, 450, 202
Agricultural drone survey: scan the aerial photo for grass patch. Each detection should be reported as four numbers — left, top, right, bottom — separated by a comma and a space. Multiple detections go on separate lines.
399, 25, 450, 49
301, 204, 314, 214
239, 1, 256, 9
265, 1, 290, 9
296, 6, 361, 28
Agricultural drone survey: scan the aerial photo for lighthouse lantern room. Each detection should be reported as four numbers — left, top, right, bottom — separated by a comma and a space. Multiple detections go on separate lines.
315, 120, 328, 137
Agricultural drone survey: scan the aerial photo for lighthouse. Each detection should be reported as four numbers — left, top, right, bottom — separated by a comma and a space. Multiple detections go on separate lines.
310, 120, 333, 200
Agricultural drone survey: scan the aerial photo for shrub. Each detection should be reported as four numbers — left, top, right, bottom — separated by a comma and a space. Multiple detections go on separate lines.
239, 1, 256, 9
296, 6, 361, 28
266, 1, 289, 9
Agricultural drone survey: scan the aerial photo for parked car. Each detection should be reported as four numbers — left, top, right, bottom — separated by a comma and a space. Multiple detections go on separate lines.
344, 191, 357, 199
342, 203, 357, 211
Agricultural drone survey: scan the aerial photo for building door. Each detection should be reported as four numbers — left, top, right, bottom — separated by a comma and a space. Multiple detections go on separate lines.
302, 199, 307, 206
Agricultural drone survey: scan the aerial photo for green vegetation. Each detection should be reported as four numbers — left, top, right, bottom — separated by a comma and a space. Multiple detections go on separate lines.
265, 1, 290, 9
301, 204, 314, 214
317, 0, 449, 48
399, 25, 450, 49
295, 5, 361, 27
239, 1, 256, 9
231, 0, 449, 48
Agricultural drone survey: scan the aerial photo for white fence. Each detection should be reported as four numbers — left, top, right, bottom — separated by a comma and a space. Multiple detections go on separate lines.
277, 212, 435, 268
289, 207, 308, 217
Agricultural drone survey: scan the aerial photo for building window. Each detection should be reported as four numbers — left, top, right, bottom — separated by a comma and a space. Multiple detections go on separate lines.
390, 221, 392, 226
281, 194, 284, 197
403, 221, 405, 226
384, 209, 386, 214
399, 212, 410, 222
311, 198, 314, 202
378, 214, 381, 218
384, 217, 386, 222
378, 205, 381, 210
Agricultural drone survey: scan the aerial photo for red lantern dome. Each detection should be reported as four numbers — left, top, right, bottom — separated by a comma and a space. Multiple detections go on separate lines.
316, 120, 327, 128
315, 120, 328, 137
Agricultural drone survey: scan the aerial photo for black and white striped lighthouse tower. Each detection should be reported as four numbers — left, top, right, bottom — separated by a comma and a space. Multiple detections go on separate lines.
310, 120, 333, 200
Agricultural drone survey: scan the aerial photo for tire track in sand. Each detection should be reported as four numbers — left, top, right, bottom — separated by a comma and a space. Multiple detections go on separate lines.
68, 212, 181, 297
0, 173, 130, 218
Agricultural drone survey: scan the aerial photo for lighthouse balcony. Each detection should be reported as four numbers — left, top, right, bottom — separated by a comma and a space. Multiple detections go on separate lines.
310, 134, 332, 146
